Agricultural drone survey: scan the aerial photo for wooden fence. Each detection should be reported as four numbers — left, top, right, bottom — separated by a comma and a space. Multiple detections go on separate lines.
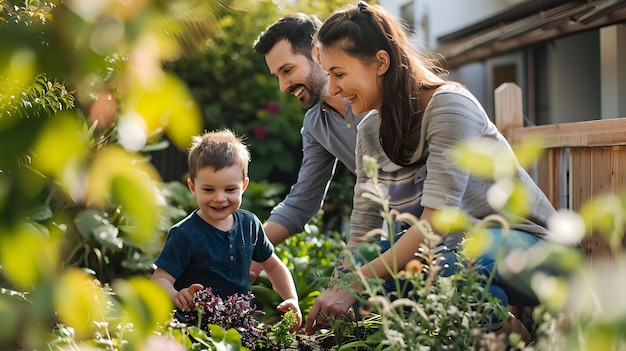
494, 83, 626, 263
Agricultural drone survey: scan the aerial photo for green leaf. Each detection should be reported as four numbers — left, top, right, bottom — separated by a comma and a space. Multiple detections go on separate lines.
74, 208, 108, 241
54, 268, 108, 337
224, 328, 244, 348
0, 295, 20, 344
0, 223, 56, 289
92, 223, 123, 250
25, 205, 53, 222
113, 277, 173, 336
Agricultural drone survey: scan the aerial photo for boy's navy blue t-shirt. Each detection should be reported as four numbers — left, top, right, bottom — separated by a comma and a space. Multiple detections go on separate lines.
155, 209, 274, 299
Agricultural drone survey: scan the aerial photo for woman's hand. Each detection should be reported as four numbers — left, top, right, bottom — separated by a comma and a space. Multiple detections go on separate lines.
305, 285, 357, 335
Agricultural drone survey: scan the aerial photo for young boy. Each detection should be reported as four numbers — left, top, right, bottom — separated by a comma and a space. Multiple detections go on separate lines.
152, 129, 302, 332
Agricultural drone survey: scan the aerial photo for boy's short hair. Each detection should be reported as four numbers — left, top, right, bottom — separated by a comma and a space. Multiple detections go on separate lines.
188, 129, 250, 181
252, 13, 322, 58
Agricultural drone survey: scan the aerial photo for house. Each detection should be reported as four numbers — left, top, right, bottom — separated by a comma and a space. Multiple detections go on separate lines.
381, 0, 626, 258
380, 0, 626, 125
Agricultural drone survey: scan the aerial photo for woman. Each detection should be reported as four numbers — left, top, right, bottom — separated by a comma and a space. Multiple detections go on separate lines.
305, 1, 580, 341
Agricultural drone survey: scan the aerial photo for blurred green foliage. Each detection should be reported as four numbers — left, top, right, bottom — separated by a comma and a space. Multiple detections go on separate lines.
0, 0, 364, 349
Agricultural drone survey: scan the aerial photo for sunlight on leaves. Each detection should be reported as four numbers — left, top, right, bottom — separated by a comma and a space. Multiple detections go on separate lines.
74, 208, 110, 242
583, 323, 618, 351
432, 206, 471, 233
64, 0, 110, 22
87, 146, 162, 246
502, 179, 530, 218
362, 155, 379, 180
110, 174, 161, 245
0, 49, 37, 101
531, 272, 569, 311
113, 277, 173, 336
126, 71, 202, 152
54, 268, 108, 337
450, 137, 517, 180
462, 227, 492, 260
0, 223, 57, 289
510, 136, 545, 169
31, 111, 88, 184
580, 194, 626, 252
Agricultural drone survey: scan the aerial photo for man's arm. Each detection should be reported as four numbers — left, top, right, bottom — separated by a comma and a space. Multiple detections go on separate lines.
263, 220, 291, 246
266, 109, 339, 235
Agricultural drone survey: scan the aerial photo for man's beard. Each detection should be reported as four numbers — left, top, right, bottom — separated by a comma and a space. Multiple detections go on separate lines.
300, 64, 328, 109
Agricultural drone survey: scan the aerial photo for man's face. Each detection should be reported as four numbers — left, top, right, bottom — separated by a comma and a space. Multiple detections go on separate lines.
265, 39, 328, 109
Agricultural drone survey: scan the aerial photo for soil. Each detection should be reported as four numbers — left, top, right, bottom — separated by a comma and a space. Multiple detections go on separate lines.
281, 334, 334, 351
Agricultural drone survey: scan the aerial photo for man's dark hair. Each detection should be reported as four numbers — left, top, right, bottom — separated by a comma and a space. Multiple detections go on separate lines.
253, 13, 322, 57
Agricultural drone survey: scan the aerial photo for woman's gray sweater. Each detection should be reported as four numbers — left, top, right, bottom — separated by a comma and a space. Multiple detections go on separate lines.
348, 84, 557, 251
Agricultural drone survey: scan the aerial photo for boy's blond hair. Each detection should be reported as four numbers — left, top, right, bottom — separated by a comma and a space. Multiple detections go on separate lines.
188, 129, 250, 181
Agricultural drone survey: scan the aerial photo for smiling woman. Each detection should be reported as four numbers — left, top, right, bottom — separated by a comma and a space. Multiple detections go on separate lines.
306, 2, 584, 345
319, 44, 385, 115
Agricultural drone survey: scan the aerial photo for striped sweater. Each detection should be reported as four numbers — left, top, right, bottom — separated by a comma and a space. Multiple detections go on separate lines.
347, 84, 557, 251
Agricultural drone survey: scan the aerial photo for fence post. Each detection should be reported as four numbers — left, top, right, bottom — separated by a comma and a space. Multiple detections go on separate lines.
494, 82, 523, 139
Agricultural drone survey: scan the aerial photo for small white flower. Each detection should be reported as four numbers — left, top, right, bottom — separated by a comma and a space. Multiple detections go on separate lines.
547, 209, 585, 245
487, 178, 514, 210
117, 111, 148, 152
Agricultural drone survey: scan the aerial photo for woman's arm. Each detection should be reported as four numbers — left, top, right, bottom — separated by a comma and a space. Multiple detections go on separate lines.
306, 207, 443, 334
357, 207, 441, 281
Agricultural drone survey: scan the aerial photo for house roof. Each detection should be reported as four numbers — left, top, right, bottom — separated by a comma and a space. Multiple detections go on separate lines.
436, 0, 626, 69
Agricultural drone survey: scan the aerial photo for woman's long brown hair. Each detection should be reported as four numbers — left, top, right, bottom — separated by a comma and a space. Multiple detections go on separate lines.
317, 1, 446, 165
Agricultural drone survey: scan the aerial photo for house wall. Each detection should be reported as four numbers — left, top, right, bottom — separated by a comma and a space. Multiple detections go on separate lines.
546, 30, 601, 124
379, 0, 521, 49
600, 23, 626, 119
380, 0, 528, 120
379, 1, 624, 125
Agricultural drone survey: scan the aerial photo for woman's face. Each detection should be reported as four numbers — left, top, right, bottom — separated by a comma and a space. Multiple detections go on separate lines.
319, 45, 385, 115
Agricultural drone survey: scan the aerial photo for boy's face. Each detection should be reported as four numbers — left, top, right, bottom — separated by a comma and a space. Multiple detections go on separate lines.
265, 38, 328, 109
187, 164, 249, 227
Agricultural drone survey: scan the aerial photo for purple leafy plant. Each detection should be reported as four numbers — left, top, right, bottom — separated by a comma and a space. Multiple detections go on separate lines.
183, 287, 268, 349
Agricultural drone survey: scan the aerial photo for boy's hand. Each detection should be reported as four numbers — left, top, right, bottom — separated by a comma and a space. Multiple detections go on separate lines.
174, 283, 203, 312
277, 298, 303, 333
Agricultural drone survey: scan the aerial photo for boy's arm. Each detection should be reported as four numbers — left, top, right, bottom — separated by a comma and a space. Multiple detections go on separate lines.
151, 267, 203, 312
249, 221, 291, 283
259, 254, 302, 332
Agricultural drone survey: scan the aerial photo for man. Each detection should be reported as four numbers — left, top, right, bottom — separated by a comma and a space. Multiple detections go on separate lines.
251, 13, 370, 280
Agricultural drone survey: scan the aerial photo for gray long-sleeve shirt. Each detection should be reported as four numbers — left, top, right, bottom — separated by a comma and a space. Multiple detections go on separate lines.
349, 84, 557, 250
267, 101, 373, 234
